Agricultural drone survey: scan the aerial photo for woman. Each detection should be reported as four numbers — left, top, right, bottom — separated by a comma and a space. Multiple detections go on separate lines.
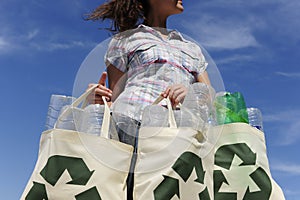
87, 0, 210, 127
86, 0, 211, 198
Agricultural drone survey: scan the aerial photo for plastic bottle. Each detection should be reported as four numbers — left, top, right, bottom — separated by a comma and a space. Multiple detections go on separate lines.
80, 104, 104, 136
181, 83, 215, 131
215, 92, 249, 125
45, 94, 75, 130
141, 105, 168, 127
247, 107, 264, 131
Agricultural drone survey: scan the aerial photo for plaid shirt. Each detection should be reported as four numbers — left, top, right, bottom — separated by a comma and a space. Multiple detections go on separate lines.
105, 25, 207, 120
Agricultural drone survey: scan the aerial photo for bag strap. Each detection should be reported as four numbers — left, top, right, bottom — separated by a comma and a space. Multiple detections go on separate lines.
54, 84, 98, 128
54, 84, 110, 139
152, 96, 177, 129
101, 96, 110, 139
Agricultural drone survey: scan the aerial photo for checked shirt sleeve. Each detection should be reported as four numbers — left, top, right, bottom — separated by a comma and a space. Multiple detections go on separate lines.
105, 36, 128, 72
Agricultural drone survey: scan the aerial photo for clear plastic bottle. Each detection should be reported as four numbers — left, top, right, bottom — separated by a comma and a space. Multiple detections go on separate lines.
247, 107, 264, 131
45, 94, 75, 130
80, 104, 104, 136
141, 105, 168, 127
181, 83, 215, 131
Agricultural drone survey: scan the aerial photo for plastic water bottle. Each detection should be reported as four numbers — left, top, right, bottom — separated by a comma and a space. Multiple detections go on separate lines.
55, 105, 82, 130
79, 104, 104, 136
247, 107, 264, 131
181, 83, 215, 131
215, 92, 249, 125
141, 105, 168, 127
45, 94, 75, 130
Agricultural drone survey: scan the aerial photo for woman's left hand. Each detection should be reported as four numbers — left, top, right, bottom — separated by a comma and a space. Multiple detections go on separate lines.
161, 84, 188, 107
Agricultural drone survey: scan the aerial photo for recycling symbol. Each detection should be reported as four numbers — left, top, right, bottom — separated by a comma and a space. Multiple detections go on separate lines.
214, 143, 272, 200
154, 143, 273, 200
25, 155, 102, 200
153, 152, 210, 200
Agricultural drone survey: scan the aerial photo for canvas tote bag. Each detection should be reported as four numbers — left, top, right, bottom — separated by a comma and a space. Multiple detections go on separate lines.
21, 85, 133, 200
133, 98, 285, 200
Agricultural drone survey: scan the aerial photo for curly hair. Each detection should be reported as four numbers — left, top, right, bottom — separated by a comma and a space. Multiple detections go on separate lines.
85, 0, 149, 33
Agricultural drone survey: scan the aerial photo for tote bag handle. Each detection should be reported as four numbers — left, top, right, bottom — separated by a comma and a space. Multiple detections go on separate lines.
54, 84, 110, 139
152, 96, 177, 129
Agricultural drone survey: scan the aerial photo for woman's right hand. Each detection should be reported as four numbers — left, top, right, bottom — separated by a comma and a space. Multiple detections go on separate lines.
87, 72, 113, 105
161, 84, 188, 108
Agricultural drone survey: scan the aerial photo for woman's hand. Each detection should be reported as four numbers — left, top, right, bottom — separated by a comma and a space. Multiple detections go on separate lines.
161, 84, 188, 107
87, 72, 113, 105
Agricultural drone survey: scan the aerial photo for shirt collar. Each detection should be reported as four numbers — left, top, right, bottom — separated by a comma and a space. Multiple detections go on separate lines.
137, 24, 187, 42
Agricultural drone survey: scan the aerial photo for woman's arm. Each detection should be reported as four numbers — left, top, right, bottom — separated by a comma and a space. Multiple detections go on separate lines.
107, 64, 127, 102
197, 71, 211, 85
86, 64, 126, 106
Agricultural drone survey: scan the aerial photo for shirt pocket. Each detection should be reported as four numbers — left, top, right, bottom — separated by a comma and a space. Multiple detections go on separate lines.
180, 48, 207, 75
128, 43, 157, 66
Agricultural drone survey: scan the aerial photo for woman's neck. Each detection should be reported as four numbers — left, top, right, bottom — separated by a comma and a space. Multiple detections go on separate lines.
145, 12, 168, 28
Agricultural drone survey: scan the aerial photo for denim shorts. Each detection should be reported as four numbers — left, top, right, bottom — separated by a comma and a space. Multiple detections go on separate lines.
114, 117, 141, 200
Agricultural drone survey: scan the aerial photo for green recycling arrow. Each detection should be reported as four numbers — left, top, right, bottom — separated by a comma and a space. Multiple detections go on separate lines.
25, 182, 48, 200
153, 175, 180, 200
213, 170, 237, 200
173, 152, 210, 199
215, 143, 256, 170
243, 167, 272, 200
198, 187, 211, 199
154, 152, 211, 199
40, 155, 94, 186
75, 186, 102, 200
172, 152, 205, 184
214, 143, 272, 200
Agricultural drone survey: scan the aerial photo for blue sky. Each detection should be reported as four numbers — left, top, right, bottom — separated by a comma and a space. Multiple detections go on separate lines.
0, 0, 299, 199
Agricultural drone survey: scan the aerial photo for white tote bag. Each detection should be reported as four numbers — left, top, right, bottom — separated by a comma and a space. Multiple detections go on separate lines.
21, 85, 133, 200
134, 98, 285, 200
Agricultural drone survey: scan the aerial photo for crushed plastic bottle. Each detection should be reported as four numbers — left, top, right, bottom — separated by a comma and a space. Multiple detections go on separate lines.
181, 83, 216, 131
247, 107, 264, 131
214, 92, 249, 125
45, 94, 76, 130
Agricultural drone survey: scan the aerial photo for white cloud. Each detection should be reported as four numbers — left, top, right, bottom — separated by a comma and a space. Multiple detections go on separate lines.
0, 19, 96, 53
0, 36, 13, 54
275, 72, 300, 79
282, 121, 300, 145
181, 5, 260, 50
215, 54, 254, 65
26, 29, 39, 40
0, 37, 8, 48
31, 40, 97, 52
272, 163, 300, 175
48, 41, 85, 50
181, 13, 259, 50
264, 109, 300, 123
0, 1, 99, 54
181, 0, 300, 51
264, 109, 300, 145
199, 25, 259, 50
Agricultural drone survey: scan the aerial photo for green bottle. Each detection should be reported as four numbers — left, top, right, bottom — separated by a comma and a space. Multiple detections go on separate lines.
215, 92, 249, 125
